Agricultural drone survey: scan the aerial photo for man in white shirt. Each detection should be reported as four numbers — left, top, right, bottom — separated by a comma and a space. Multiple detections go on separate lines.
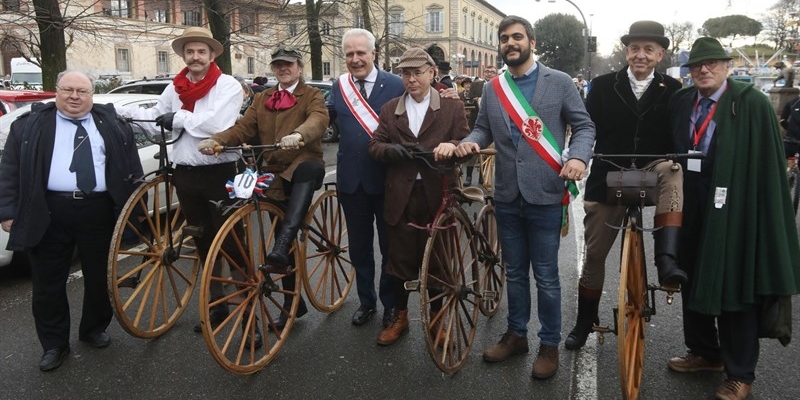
115, 27, 247, 340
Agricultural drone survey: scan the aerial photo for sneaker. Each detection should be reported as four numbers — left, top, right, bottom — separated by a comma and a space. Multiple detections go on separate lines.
482, 331, 529, 363
714, 379, 752, 400
667, 352, 724, 372
531, 344, 559, 380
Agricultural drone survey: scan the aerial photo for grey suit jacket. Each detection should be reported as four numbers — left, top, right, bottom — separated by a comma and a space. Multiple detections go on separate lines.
463, 62, 595, 205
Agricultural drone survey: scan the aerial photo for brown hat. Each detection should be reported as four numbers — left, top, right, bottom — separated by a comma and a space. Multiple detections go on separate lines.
172, 27, 223, 57
271, 46, 303, 63
620, 20, 670, 50
396, 48, 435, 70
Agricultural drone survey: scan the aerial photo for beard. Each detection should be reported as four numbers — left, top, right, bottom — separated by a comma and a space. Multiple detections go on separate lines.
503, 46, 531, 67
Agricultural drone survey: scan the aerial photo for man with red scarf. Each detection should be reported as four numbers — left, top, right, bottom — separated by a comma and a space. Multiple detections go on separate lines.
114, 27, 251, 343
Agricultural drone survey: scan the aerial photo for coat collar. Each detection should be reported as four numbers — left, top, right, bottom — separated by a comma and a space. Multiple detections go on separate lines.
393, 89, 441, 139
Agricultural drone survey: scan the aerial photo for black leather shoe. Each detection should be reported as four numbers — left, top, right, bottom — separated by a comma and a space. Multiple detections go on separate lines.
382, 308, 394, 329
275, 298, 308, 331
79, 331, 111, 348
194, 304, 230, 333
352, 306, 376, 326
39, 347, 70, 371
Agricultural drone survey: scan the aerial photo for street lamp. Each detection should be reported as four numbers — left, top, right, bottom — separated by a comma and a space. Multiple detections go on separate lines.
536, 0, 591, 79
451, 53, 465, 75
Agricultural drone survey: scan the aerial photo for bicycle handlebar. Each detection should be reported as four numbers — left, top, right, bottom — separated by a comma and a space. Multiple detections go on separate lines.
411, 147, 496, 172
592, 153, 705, 161
124, 118, 184, 146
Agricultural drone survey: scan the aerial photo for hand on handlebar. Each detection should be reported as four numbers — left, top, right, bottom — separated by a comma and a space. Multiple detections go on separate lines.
155, 112, 176, 131
280, 132, 304, 150
198, 138, 221, 156
432, 143, 457, 161
454, 142, 480, 158
383, 144, 413, 163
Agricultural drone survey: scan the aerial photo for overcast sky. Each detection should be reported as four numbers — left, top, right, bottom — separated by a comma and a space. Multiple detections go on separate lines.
487, 0, 765, 55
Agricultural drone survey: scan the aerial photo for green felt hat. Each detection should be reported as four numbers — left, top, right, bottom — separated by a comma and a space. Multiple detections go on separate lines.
683, 37, 732, 67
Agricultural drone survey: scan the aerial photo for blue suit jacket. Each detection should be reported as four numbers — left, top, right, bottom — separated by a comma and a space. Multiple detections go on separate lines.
332, 69, 405, 195
463, 62, 595, 205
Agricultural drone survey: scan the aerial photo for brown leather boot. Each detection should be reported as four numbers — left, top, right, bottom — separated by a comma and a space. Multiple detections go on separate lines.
482, 331, 529, 362
531, 344, 559, 380
429, 319, 449, 348
377, 310, 409, 346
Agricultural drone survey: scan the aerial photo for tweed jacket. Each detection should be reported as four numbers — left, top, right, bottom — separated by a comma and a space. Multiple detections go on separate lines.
212, 80, 328, 182
584, 67, 682, 202
0, 102, 143, 250
331, 70, 405, 195
462, 62, 595, 205
367, 90, 470, 226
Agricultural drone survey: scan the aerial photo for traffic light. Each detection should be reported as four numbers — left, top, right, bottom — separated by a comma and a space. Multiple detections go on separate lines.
587, 36, 597, 53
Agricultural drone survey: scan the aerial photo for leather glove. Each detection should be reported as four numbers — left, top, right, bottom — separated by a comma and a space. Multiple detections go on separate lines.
383, 143, 413, 163
155, 112, 176, 131
280, 132, 303, 149
197, 138, 220, 155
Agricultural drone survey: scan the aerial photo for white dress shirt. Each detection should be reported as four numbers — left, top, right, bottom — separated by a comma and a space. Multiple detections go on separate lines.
627, 68, 655, 100
48, 111, 107, 192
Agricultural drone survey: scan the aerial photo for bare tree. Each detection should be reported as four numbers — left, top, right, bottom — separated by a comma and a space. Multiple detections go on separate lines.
762, 0, 798, 51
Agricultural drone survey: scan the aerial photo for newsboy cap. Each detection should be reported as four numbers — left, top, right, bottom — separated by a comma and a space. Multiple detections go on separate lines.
396, 48, 435, 70
620, 21, 670, 50
172, 27, 223, 57
271, 46, 303, 63
682, 37, 732, 67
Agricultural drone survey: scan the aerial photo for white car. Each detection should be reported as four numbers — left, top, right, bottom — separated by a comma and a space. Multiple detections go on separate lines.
0, 93, 164, 271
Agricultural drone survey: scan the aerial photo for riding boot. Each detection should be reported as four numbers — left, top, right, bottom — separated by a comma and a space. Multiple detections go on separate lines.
267, 180, 317, 268
653, 224, 688, 286
564, 286, 601, 350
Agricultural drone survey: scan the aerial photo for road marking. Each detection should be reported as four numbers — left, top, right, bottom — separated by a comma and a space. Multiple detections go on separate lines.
570, 178, 598, 400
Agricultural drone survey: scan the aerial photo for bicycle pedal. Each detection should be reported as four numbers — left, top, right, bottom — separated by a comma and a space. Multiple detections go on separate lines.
481, 290, 498, 301
182, 225, 204, 238
403, 280, 420, 292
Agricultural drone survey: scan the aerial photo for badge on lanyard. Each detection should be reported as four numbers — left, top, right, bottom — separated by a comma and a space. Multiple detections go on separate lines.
714, 187, 727, 209
687, 149, 702, 172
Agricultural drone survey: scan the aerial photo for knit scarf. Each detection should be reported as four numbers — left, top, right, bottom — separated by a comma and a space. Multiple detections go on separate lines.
173, 62, 222, 112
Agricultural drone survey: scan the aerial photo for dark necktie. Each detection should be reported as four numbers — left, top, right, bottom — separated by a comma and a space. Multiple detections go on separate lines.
69, 119, 96, 194
357, 79, 367, 99
695, 97, 714, 152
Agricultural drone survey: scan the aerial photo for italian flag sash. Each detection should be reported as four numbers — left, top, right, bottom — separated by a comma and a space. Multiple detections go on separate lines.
338, 73, 379, 137
493, 71, 579, 234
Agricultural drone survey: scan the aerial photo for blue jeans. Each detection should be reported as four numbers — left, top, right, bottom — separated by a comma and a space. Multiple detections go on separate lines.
496, 198, 562, 346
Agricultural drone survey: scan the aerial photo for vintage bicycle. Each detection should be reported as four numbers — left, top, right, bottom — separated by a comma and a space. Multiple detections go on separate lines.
590, 152, 703, 400
401, 148, 504, 373
197, 143, 352, 375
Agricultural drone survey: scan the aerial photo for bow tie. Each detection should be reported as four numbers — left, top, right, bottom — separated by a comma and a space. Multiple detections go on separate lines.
265, 89, 297, 111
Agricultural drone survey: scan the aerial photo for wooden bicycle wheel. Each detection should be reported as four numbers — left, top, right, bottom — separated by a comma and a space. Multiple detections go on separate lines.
300, 189, 354, 312
479, 153, 495, 191
108, 175, 199, 338
199, 201, 302, 375
420, 210, 481, 374
617, 225, 647, 400
475, 204, 504, 316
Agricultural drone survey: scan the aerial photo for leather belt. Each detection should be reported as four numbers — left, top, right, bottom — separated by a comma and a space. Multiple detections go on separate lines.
47, 190, 109, 200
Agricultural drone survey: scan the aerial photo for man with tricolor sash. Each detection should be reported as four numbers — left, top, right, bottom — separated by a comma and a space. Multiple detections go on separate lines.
330, 29, 405, 329
454, 15, 595, 380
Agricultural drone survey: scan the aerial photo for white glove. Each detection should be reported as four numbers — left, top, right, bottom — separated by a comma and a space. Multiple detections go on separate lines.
198, 138, 221, 155
280, 132, 303, 149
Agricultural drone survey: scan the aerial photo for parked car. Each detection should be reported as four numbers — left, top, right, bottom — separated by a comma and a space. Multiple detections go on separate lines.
0, 93, 163, 272
0, 89, 56, 114
304, 80, 339, 143
108, 79, 171, 95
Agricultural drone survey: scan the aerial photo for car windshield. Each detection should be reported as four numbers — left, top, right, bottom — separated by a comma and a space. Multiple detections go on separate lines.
12, 73, 42, 84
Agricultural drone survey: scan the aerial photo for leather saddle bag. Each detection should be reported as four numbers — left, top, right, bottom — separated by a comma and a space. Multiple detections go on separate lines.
606, 170, 658, 207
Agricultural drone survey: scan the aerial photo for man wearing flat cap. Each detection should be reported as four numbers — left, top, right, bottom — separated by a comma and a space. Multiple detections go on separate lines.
367, 47, 469, 346
114, 27, 255, 343
667, 37, 800, 400
564, 20, 686, 351
199, 45, 329, 331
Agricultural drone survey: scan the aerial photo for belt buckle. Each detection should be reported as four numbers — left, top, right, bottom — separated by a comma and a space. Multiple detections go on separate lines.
72, 190, 85, 200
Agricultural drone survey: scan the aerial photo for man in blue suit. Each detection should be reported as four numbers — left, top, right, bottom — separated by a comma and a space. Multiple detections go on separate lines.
331, 29, 405, 328
455, 15, 595, 380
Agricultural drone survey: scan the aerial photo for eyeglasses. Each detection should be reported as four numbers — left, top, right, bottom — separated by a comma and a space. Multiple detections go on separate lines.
56, 86, 93, 98
689, 60, 721, 72
484, 69, 497, 75
401, 67, 432, 79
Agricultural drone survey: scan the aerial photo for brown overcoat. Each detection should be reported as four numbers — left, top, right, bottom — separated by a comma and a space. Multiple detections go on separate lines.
368, 90, 469, 226
212, 80, 328, 196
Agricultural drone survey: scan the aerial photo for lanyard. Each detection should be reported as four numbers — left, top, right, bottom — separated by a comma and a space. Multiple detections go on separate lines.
692, 89, 726, 149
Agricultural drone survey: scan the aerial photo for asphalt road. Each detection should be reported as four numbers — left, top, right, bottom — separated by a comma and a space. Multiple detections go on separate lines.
0, 142, 798, 400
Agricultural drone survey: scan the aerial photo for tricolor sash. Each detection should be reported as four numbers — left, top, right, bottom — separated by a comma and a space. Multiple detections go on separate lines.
338, 73, 380, 137
493, 71, 579, 232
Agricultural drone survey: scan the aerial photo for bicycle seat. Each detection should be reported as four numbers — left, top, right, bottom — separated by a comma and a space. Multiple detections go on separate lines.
455, 186, 486, 204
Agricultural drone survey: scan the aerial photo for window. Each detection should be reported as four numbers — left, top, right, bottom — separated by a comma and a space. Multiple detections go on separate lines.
479, 22, 482, 42
106, 0, 132, 18
157, 51, 169, 74
240, 14, 255, 35
289, 23, 297, 36
462, 13, 467, 35
2, 0, 20, 11
323, 62, 330, 76
183, 10, 201, 26
389, 12, 405, 36
354, 13, 364, 29
247, 57, 255, 74
426, 9, 444, 33
116, 48, 130, 73
145, 1, 169, 22
321, 21, 330, 36
471, 17, 475, 38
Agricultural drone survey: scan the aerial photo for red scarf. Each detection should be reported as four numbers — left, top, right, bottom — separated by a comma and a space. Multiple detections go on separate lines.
173, 62, 223, 112
265, 89, 297, 111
